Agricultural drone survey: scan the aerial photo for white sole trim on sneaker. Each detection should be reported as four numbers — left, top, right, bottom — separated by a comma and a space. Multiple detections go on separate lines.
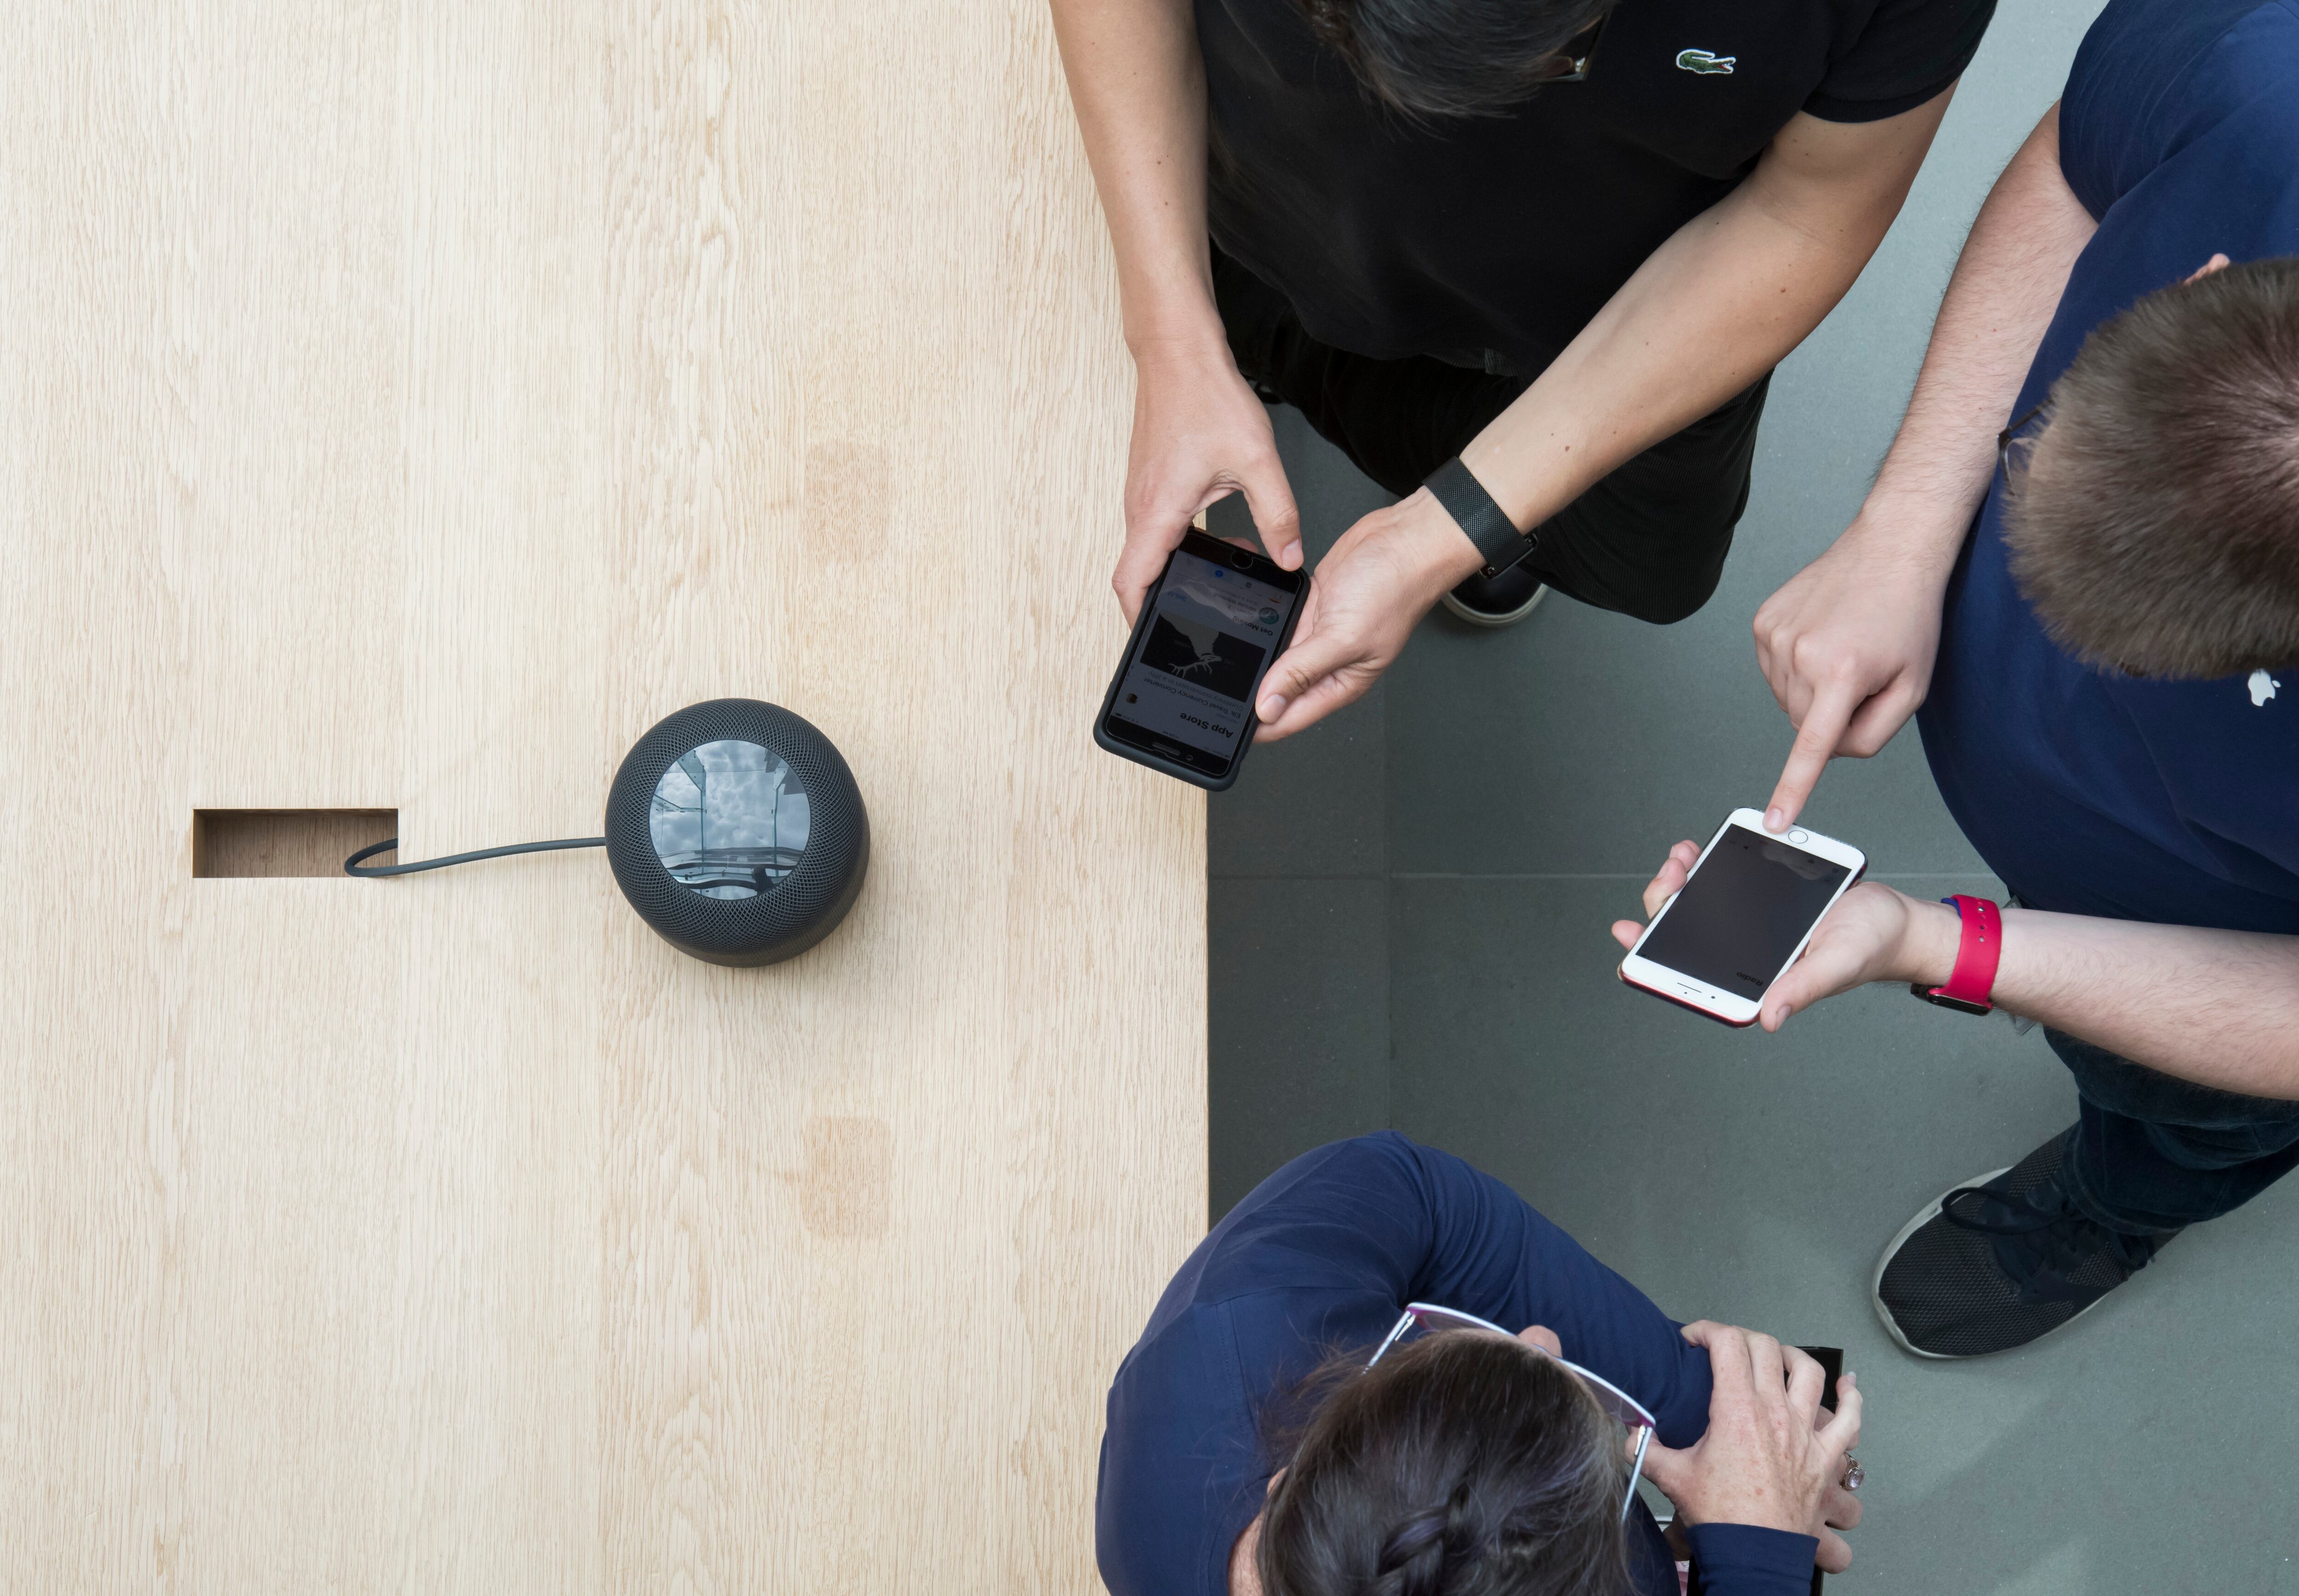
1869, 1166, 2012, 1361
1870, 1162, 2146, 1361
1440, 583, 1548, 629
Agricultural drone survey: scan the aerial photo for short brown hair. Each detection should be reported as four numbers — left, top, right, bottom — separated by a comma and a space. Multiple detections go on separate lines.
2006, 256, 2299, 679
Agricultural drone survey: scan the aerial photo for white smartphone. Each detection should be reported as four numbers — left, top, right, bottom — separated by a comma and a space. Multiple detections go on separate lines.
1618, 808, 1867, 1028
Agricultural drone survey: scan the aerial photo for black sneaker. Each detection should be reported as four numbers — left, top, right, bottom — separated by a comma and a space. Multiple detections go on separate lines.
1871, 1128, 2176, 1359
1440, 563, 1549, 628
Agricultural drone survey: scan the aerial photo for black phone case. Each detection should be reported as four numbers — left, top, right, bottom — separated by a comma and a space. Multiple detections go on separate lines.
1682, 1346, 1842, 1596
1092, 530, 1306, 792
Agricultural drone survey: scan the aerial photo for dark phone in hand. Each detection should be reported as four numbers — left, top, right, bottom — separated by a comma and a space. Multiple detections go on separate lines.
1093, 528, 1308, 790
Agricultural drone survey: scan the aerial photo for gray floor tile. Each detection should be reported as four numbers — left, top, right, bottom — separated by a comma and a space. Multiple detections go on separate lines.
1384, 593, 1984, 877
1209, 682, 1387, 879
1387, 875, 2057, 1286
1209, 875, 1388, 1221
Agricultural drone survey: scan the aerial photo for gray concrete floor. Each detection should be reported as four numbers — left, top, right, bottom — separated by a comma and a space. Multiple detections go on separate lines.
1207, 3, 2299, 1589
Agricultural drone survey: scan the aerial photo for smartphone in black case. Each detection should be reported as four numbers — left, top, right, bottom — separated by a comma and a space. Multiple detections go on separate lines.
1093, 528, 1308, 791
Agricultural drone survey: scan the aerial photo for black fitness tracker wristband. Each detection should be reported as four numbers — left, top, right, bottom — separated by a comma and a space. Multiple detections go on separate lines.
1425, 456, 1538, 579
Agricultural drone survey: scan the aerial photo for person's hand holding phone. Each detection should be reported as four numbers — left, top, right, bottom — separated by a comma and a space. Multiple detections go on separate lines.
1611, 842, 1962, 1030
1111, 332, 1304, 625
1252, 486, 1484, 740
1642, 1323, 1865, 1574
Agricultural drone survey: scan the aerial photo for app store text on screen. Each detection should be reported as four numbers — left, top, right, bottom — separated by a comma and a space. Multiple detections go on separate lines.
1637, 827, 1850, 999
1106, 551, 1298, 764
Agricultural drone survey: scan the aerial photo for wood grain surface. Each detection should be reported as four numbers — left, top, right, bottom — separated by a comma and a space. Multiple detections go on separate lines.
0, 6, 1204, 1591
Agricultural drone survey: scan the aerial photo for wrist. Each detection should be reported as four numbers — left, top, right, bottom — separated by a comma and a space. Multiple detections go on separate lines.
1399, 485, 1492, 596
1839, 493, 1979, 584
1673, 1489, 1804, 1537
1123, 299, 1230, 367
1895, 893, 1966, 989
1459, 417, 1590, 535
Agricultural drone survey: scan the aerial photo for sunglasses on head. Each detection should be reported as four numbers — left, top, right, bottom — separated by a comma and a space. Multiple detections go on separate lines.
1367, 1303, 1657, 1522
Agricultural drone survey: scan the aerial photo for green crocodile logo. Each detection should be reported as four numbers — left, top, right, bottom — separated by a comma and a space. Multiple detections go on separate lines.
1675, 48, 1737, 74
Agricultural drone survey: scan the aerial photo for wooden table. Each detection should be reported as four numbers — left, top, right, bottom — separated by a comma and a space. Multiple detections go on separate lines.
0, 6, 1205, 1590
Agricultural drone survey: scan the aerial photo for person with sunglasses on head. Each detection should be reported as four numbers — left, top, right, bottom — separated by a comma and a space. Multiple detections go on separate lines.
1097, 1133, 1863, 1596
1624, 0, 2299, 1361
1049, 0, 1994, 741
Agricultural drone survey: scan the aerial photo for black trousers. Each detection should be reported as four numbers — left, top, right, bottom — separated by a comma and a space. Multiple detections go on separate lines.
1212, 246, 1768, 625
2050, 1027, 2299, 1235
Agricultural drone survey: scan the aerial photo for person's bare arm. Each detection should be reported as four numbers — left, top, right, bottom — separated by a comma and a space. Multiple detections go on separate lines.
1464, 96, 1958, 526
1752, 103, 2099, 829
1977, 910, 2299, 1096
1253, 92, 1957, 739
1612, 845, 2299, 1098
1049, 0, 1303, 621
1049, 0, 1215, 357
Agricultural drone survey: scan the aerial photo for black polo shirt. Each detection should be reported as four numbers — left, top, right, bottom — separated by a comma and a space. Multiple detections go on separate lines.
1201, 0, 1995, 372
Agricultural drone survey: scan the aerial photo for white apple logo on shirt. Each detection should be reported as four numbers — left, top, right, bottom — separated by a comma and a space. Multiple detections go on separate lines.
2250, 669, 2281, 707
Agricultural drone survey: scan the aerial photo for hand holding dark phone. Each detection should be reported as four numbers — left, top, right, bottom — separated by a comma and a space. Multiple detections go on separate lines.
1094, 529, 1309, 790
1682, 1345, 1846, 1596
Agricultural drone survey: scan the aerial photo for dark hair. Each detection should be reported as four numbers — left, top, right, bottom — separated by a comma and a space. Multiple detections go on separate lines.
1289, 0, 1611, 119
2006, 255, 2299, 679
1255, 1332, 1632, 1596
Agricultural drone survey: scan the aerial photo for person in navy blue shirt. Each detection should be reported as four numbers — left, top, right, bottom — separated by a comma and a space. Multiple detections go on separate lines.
1620, 0, 2299, 1359
1097, 1133, 1864, 1596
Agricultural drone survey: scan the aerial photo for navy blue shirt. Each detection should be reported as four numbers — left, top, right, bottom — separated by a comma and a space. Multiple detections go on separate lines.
1919, 0, 2299, 933
1094, 1134, 1817, 1596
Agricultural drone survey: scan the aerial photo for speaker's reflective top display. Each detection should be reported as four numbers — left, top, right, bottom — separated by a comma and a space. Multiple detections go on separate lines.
648, 739, 810, 900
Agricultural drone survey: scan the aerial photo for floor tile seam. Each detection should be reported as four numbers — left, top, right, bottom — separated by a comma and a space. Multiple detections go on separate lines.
1209, 870, 1997, 881
1386, 871, 2003, 881
1209, 871, 1391, 882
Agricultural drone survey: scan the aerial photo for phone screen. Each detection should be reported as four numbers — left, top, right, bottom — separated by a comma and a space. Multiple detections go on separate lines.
1102, 546, 1302, 778
1638, 824, 1851, 1000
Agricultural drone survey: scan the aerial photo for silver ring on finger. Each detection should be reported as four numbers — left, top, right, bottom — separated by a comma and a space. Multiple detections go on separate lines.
1840, 1456, 1864, 1492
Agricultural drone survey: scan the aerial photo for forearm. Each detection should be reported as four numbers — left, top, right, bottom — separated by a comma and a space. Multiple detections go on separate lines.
1463, 100, 1949, 532
1851, 103, 2097, 575
1893, 897, 2299, 1098
1048, 0, 1222, 352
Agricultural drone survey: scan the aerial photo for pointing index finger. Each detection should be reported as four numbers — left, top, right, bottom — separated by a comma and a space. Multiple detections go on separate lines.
1766, 678, 1861, 831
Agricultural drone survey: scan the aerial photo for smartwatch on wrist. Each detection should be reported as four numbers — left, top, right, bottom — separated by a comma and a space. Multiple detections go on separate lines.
1425, 456, 1538, 579
1911, 894, 2002, 1015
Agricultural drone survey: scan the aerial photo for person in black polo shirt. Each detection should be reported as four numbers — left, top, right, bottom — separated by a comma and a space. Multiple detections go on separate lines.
1051, 0, 1994, 740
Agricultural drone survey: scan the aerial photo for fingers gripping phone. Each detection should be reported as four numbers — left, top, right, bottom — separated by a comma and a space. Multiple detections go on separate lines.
1682, 1346, 1843, 1596
1094, 529, 1308, 790
1618, 810, 1866, 1027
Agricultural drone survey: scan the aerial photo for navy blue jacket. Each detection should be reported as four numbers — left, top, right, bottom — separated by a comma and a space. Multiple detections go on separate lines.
1095, 1135, 1817, 1596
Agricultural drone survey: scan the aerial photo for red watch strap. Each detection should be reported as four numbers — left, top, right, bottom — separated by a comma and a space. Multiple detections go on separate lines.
1927, 895, 2002, 1012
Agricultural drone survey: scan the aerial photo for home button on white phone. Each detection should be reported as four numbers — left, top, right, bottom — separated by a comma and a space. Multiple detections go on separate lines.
1789, 829, 1809, 844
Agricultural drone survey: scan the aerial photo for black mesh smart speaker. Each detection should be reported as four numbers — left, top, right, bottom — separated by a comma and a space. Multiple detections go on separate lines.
345, 697, 867, 967
602, 698, 869, 967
